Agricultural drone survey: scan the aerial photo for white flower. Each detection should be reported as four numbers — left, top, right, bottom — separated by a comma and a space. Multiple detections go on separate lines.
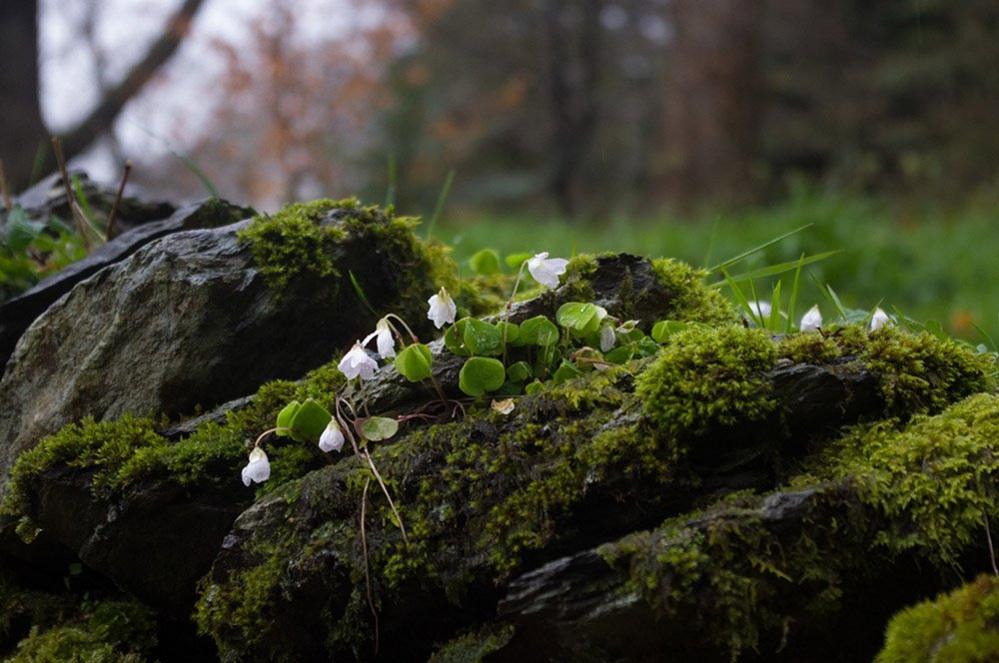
870, 307, 892, 331
599, 324, 616, 352
527, 252, 569, 288
318, 419, 345, 453
363, 318, 396, 359
426, 287, 457, 329
749, 300, 772, 319
241, 447, 270, 487
339, 342, 379, 380
800, 305, 823, 332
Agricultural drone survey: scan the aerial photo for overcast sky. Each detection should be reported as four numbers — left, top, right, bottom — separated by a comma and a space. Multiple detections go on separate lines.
39, 0, 355, 180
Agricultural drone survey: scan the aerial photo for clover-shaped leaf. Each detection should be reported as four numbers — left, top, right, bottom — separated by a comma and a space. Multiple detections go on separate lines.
360, 416, 399, 441
651, 320, 690, 343
469, 248, 501, 275
463, 318, 503, 356
394, 343, 433, 382
459, 357, 506, 397
519, 315, 559, 347
277, 398, 332, 442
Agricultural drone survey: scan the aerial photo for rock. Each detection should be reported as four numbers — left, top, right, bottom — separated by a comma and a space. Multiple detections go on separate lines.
0, 201, 450, 499
194, 355, 892, 661
1, 171, 175, 237
0, 199, 253, 369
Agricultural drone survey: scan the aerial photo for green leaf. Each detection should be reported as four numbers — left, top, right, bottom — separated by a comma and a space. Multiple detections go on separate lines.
604, 346, 634, 364
459, 357, 506, 397
394, 343, 433, 382
444, 319, 470, 355
556, 302, 606, 333
468, 248, 501, 275
275, 401, 302, 436
507, 361, 532, 383
519, 316, 559, 347
505, 252, 533, 269
651, 320, 689, 343
463, 318, 503, 356
552, 360, 583, 385
497, 321, 521, 346
360, 416, 399, 441
288, 398, 332, 442
5, 208, 46, 253
524, 380, 545, 395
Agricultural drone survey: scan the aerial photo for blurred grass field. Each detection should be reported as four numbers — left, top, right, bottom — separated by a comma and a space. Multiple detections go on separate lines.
436, 188, 999, 343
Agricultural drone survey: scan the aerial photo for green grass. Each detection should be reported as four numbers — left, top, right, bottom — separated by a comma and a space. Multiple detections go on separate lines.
436, 190, 999, 342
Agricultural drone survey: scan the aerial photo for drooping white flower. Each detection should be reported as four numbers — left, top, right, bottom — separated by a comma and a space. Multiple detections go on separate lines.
241, 447, 270, 487
426, 287, 457, 329
800, 305, 823, 332
527, 252, 569, 289
363, 318, 396, 359
749, 300, 772, 319
339, 342, 379, 380
318, 419, 345, 453
870, 307, 892, 331
600, 324, 616, 352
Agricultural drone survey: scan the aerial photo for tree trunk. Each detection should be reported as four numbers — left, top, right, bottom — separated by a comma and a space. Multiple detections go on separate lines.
662, 0, 763, 206
0, 0, 49, 192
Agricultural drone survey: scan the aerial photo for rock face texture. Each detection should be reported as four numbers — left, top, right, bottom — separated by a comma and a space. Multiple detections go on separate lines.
0, 199, 252, 368
1, 207, 997, 663
0, 201, 446, 498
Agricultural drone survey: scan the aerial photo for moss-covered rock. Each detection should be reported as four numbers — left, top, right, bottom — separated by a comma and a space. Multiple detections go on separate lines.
876, 574, 999, 663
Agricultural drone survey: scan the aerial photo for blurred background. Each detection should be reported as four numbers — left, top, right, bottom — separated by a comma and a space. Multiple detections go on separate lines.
1, 0, 998, 338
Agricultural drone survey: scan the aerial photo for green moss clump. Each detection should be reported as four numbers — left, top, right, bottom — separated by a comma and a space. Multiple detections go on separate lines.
876, 575, 999, 663
651, 258, 736, 326
428, 623, 515, 663
237, 199, 347, 291
6, 600, 157, 663
776, 331, 844, 364
816, 392, 999, 565
637, 325, 778, 446
1, 358, 348, 524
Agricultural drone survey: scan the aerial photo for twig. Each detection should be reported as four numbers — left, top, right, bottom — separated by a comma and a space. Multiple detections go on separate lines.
985, 512, 998, 576
106, 160, 132, 240
0, 160, 12, 210
51, 137, 105, 247
360, 477, 379, 656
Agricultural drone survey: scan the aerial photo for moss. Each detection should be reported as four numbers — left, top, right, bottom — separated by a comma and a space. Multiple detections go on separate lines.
237, 199, 347, 291
6, 599, 157, 663
1, 358, 347, 524
637, 325, 778, 447
776, 331, 843, 364
814, 392, 999, 565
428, 623, 515, 663
876, 575, 999, 663
0, 573, 77, 647
651, 258, 736, 326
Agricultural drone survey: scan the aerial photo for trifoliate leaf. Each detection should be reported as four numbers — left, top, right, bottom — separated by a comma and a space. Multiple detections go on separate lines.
463, 318, 503, 356
459, 357, 506, 397
506, 360, 532, 383
556, 302, 606, 333
394, 343, 433, 382
468, 248, 502, 275
288, 398, 332, 442
275, 400, 302, 436
361, 416, 399, 441
519, 316, 559, 347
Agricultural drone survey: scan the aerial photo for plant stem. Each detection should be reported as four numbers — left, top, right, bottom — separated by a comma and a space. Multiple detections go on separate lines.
360, 477, 379, 656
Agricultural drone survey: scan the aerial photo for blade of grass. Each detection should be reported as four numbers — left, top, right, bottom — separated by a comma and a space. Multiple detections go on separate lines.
425, 170, 455, 240
769, 279, 782, 331
721, 268, 761, 326
787, 254, 805, 333
128, 119, 219, 198
713, 250, 840, 286
708, 223, 812, 273
349, 270, 378, 317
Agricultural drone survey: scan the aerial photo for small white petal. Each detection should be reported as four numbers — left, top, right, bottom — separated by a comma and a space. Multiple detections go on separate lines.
339, 343, 379, 380
800, 305, 823, 333
318, 420, 345, 453
426, 287, 457, 329
527, 252, 569, 289
374, 319, 396, 359
749, 300, 772, 318
600, 324, 616, 352
870, 307, 892, 331
241, 447, 270, 486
